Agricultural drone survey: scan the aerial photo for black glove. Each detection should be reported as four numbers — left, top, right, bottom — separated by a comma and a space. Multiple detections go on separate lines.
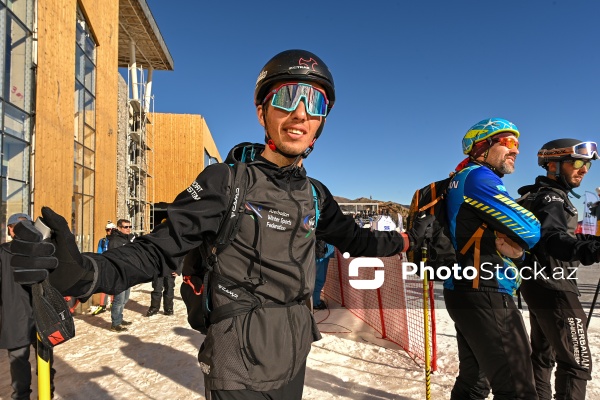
40, 207, 94, 294
408, 213, 435, 250
10, 220, 58, 285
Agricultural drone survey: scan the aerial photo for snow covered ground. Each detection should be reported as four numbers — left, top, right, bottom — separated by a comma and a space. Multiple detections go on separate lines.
2, 273, 600, 399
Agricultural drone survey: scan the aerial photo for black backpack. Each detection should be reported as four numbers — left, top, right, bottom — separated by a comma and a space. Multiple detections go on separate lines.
180, 158, 323, 334
406, 175, 456, 281
406, 173, 486, 287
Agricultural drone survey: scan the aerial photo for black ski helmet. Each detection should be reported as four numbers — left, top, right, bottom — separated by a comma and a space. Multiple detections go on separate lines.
537, 138, 589, 168
254, 49, 335, 115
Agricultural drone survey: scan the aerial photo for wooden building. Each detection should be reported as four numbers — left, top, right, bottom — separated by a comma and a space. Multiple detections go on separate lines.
151, 113, 221, 205
2, 0, 221, 255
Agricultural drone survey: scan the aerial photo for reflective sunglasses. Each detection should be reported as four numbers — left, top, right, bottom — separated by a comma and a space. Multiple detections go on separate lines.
493, 136, 519, 150
262, 83, 329, 117
565, 159, 592, 170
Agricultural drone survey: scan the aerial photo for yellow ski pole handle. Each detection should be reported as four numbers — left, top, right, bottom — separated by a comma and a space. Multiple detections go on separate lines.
37, 333, 51, 400
422, 246, 432, 400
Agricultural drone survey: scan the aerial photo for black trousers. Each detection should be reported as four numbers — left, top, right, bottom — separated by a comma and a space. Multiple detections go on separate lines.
444, 289, 537, 400
206, 361, 306, 400
150, 274, 176, 311
8, 342, 55, 400
520, 282, 592, 400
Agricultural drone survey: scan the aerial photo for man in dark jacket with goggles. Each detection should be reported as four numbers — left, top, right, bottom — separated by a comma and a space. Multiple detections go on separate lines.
518, 139, 600, 400
7, 49, 433, 400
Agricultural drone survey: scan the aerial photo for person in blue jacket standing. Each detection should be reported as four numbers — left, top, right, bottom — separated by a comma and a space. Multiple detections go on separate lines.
444, 118, 541, 400
312, 240, 335, 310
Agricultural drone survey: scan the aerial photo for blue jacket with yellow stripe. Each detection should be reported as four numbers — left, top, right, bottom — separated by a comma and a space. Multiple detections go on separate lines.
443, 163, 541, 295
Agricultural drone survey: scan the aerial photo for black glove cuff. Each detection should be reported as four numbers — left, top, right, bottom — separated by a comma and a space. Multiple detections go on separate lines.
80, 255, 99, 299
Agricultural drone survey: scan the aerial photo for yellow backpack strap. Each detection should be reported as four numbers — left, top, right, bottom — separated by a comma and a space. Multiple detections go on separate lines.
459, 223, 488, 289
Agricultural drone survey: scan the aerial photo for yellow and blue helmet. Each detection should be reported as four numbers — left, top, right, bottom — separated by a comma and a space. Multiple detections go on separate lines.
462, 118, 520, 155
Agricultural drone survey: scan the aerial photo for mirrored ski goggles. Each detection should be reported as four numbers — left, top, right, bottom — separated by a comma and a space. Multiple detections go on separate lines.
262, 83, 329, 117
565, 159, 592, 170
493, 136, 519, 150
570, 141, 599, 159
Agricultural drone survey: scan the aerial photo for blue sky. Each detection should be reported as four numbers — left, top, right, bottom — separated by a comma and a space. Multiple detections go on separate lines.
144, 0, 600, 217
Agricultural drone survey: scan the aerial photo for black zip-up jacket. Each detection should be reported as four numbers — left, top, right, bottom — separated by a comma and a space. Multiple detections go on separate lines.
518, 175, 600, 294
74, 143, 408, 391
0, 242, 35, 349
107, 229, 130, 249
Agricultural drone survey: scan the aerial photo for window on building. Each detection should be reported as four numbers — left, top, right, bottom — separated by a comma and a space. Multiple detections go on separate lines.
73, 7, 96, 252
0, 0, 32, 243
204, 149, 218, 167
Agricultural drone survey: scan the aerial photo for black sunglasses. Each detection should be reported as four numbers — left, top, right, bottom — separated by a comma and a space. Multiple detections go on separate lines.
120, 225, 132, 229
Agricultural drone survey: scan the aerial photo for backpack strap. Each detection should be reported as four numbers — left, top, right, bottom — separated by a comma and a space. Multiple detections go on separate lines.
459, 222, 487, 289
181, 161, 251, 333
212, 161, 250, 252
417, 175, 454, 214
308, 177, 324, 229
418, 181, 445, 213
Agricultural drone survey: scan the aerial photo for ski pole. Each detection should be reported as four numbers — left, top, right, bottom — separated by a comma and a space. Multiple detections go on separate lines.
36, 331, 51, 400
587, 275, 600, 328
422, 243, 432, 400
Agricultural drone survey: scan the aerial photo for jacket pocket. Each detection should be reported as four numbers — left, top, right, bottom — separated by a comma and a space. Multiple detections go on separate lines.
237, 303, 314, 384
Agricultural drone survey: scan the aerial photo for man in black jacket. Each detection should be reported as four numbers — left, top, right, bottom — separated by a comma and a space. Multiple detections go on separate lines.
1, 213, 55, 399
518, 138, 600, 400
108, 219, 133, 332
8, 49, 432, 400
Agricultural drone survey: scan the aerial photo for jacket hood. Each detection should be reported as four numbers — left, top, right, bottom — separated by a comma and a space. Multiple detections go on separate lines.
225, 142, 265, 164
225, 142, 308, 179
517, 175, 566, 196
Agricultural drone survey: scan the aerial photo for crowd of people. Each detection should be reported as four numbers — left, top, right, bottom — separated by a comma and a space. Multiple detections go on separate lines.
1, 48, 598, 400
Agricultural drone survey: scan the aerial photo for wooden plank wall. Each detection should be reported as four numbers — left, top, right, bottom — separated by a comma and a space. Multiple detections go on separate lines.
150, 113, 222, 203
35, 0, 119, 243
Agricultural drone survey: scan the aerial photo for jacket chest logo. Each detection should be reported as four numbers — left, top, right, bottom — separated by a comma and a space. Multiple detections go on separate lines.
267, 208, 292, 231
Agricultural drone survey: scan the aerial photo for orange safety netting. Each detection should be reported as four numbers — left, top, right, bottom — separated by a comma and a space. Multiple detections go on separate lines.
323, 250, 437, 370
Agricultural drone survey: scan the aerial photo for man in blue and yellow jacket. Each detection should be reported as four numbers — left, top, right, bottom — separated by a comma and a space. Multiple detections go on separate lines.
444, 118, 541, 400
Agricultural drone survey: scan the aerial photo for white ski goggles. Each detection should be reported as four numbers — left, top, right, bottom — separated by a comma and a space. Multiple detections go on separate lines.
538, 141, 599, 160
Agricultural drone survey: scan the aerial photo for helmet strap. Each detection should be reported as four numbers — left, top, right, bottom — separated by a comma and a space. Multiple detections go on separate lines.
552, 160, 582, 198
261, 105, 321, 161
264, 133, 302, 159
470, 157, 504, 178
301, 138, 317, 159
